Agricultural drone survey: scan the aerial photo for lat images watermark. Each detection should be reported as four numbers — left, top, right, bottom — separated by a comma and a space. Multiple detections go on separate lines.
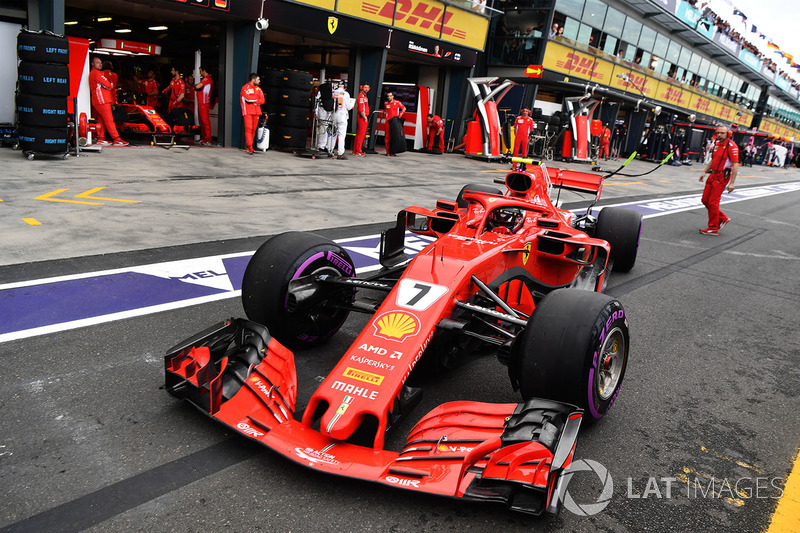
561, 460, 785, 516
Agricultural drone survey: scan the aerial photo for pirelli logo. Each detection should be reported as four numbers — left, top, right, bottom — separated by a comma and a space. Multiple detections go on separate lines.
343, 367, 385, 386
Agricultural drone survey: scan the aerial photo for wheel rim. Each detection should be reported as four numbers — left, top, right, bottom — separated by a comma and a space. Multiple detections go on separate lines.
597, 326, 625, 400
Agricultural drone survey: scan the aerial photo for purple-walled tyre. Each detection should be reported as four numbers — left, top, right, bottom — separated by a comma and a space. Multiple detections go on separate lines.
595, 207, 642, 273
242, 231, 355, 349
512, 289, 629, 422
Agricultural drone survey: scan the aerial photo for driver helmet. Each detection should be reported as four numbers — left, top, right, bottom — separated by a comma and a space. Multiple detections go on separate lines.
486, 207, 525, 233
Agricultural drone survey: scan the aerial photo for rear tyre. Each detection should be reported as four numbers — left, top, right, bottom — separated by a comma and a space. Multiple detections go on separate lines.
275, 88, 312, 108
594, 207, 642, 272
511, 289, 629, 421
455, 183, 503, 208
273, 125, 308, 148
241, 232, 355, 349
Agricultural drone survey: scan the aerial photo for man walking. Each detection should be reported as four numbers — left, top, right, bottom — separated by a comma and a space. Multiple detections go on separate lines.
352, 83, 370, 157
195, 66, 214, 145
698, 125, 738, 235
88, 56, 127, 146
240, 73, 264, 154
425, 114, 445, 154
330, 82, 353, 160
383, 91, 406, 156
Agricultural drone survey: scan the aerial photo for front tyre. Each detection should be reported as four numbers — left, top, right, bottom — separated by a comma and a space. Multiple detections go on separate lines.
511, 289, 629, 421
594, 207, 642, 273
241, 231, 355, 349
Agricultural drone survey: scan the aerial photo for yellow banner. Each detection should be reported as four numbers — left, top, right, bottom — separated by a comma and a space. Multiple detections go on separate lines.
294, 0, 337, 9
335, 0, 486, 50
336, 0, 388, 23
687, 92, 717, 118
610, 66, 655, 98
590, 57, 614, 86
439, 5, 488, 50
543, 42, 596, 82
654, 80, 690, 108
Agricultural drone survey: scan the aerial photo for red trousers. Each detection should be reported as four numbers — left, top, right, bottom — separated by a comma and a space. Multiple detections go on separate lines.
353, 117, 368, 155
198, 103, 212, 143
701, 172, 729, 230
92, 103, 121, 142
600, 141, 609, 158
384, 121, 392, 155
513, 130, 530, 158
243, 114, 259, 151
427, 129, 444, 152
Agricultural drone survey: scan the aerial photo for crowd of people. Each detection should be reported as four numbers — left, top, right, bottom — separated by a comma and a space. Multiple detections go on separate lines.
87, 58, 216, 147
693, 2, 800, 92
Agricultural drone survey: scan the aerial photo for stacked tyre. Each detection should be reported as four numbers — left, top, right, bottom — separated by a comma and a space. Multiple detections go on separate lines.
16, 30, 70, 159
264, 69, 313, 149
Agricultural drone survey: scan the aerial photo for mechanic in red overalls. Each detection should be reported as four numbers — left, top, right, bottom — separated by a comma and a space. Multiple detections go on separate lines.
600, 124, 611, 159
102, 61, 118, 104
384, 91, 406, 156
195, 66, 214, 145
88, 56, 127, 146
162, 67, 186, 113
141, 69, 160, 110
426, 114, 445, 153
512, 108, 534, 158
698, 125, 738, 235
352, 83, 370, 157
240, 73, 265, 154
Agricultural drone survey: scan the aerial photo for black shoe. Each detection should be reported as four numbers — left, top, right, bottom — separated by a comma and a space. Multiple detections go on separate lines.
336, 154, 348, 160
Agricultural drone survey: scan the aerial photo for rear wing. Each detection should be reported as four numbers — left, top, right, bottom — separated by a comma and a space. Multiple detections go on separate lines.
546, 168, 604, 195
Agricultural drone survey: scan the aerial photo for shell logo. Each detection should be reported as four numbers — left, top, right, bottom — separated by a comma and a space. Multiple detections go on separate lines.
250, 376, 259, 382
373, 311, 420, 342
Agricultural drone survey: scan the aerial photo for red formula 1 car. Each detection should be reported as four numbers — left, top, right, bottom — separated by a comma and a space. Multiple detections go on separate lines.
163, 157, 643, 515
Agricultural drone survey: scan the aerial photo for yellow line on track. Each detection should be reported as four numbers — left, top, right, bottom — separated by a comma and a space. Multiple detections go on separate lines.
22, 218, 42, 226
766, 447, 800, 533
74, 187, 141, 203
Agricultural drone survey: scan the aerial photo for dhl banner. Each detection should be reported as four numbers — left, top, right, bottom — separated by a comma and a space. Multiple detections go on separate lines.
760, 118, 799, 140
544, 41, 754, 128
610, 65, 656, 98
295, 0, 337, 9
297, 0, 487, 50
439, 5, 488, 48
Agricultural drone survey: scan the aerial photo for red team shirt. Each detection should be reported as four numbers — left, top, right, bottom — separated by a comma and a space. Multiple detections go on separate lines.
384, 100, 405, 120
429, 115, 444, 132
197, 75, 213, 106
88, 68, 115, 106
514, 116, 534, 135
166, 77, 186, 110
710, 139, 739, 174
357, 91, 369, 118
240, 83, 265, 115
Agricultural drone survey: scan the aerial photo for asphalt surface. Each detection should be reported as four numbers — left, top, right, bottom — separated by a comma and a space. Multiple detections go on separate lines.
1, 145, 799, 532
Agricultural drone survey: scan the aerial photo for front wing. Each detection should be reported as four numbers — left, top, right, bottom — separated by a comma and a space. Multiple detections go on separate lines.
164, 318, 583, 515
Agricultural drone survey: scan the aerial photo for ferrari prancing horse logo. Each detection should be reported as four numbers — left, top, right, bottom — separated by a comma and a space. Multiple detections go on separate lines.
522, 242, 532, 265
328, 16, 338, 34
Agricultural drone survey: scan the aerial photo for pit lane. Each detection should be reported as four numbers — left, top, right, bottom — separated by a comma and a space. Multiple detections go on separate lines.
1, 187, 799, 532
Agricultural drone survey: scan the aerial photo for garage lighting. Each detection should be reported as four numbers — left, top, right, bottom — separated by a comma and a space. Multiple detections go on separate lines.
148, 26, 168, 31
97, 17, 112, 22
115, 28, 132, 33
65, 21, 78, 25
